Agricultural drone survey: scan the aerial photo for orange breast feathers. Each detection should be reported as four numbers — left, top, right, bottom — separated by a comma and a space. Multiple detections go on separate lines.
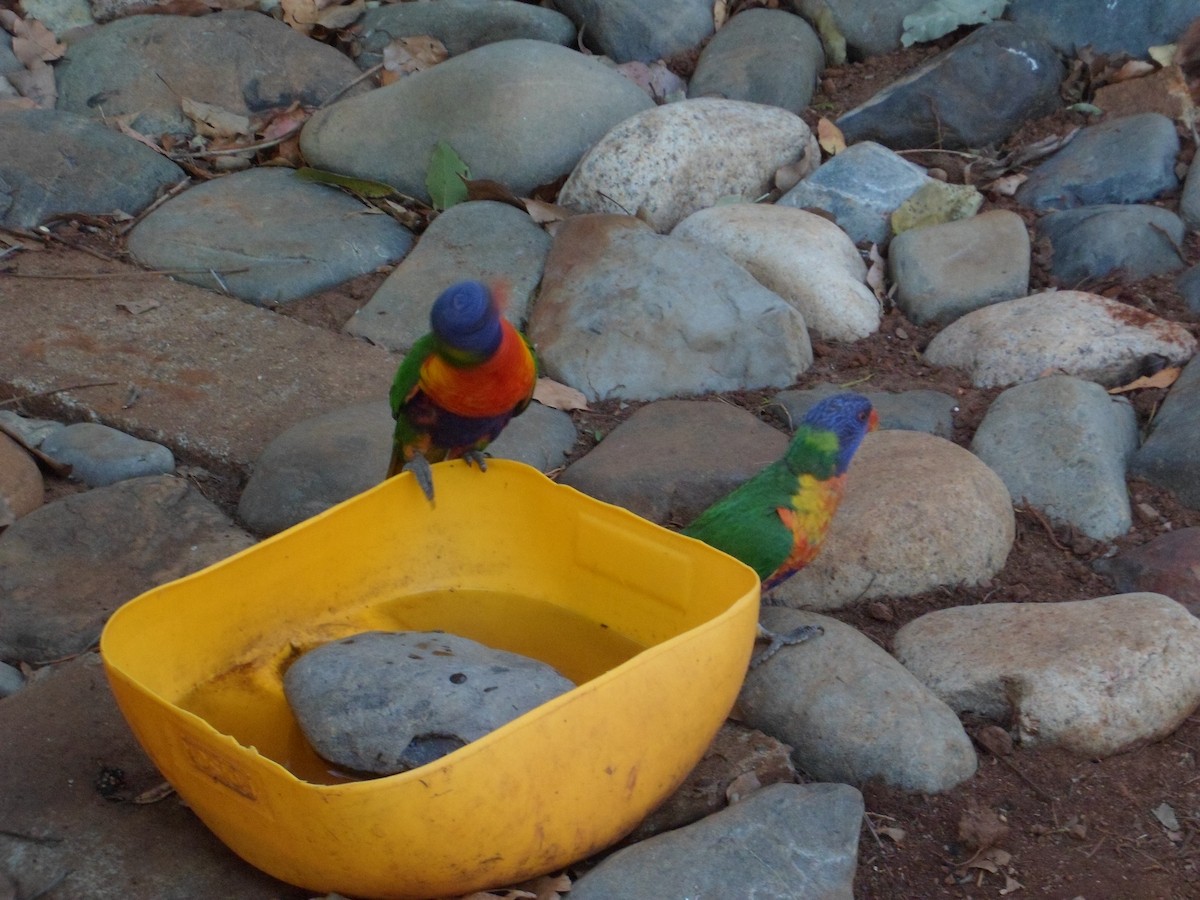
418, 322, 536, 418
773, 472, 848, 577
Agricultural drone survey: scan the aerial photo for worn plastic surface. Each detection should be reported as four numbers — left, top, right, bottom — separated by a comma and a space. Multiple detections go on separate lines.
100, 460, 759, 899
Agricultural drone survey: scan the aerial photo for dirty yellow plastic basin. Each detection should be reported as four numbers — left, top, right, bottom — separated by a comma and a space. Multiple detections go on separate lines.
100, 459, 759, 899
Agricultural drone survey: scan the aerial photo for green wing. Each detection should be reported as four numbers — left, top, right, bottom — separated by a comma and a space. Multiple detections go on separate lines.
781, 426, 840, 480
390, 333, 436, 420
681, 461, 796, 580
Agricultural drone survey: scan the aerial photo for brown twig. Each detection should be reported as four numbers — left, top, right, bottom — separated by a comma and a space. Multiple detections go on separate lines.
117, 178, 192, 234
995, 752, 1057, 803
1021, 505, 1070, 552
0, 381, 119, 408
2, 267, 249, 280
0, 419, 71, 475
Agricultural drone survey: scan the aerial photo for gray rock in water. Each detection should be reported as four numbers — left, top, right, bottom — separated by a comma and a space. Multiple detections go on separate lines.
552, 0, 714, 62
569, 782, 862, 900
835, 21, 1063, 150
284, 631, 574, 775
40, 422, 174, 487
559, 399, 788, 525
740, 609, 977, 793
127, 167, 414, 305
1039, 204, 1187, 284
345, 201, 550, 352
774, 384, 958, 438
301, 39, 653, 202
1008, 0, 1199, 56
354, 0, 576, 68
777, 141, 931, 245
56, 11, 368, 137
0, 476, 254, 663
972, 376, 1138, 541
528, 214, 812, 402
889, 209, 1030, 325
1016, 113, 1180, 211
0, 109, 183, 229
688, 9, 824, 112
1132, 354, 1200, 511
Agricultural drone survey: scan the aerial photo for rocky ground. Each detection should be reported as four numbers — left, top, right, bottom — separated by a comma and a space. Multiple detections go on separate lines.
4, 2, 1200, 899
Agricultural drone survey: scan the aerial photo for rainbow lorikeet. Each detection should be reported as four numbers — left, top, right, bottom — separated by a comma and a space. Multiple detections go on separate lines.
387, 280, 538, 501
682, 392, 879, 666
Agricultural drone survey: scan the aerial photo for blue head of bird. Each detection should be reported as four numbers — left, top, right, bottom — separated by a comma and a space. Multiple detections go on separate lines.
800, 393, 880, 475
430, 281, 504, 364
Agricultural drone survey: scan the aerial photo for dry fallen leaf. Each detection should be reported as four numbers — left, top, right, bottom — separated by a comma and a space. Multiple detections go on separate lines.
1108, 366, 1180, 394
985, 173, 1027, 196
6, 59, 56, 108
117, 298, 161, 315
725, 770, 762, 803
533, 377, 589, 411
181, 97, 252, 140
382, 35, 448, 78
280, 0, 364, 33
713, 0, 728, 30
522, 198, 571, 226
865, 243, 886, 302
958, 802, 1010, 855
878, 825, 907, 843
132, 780, 177, 804
817, 116, 847, 156
0, 12, 66, 67
1111, 59, 1156, 82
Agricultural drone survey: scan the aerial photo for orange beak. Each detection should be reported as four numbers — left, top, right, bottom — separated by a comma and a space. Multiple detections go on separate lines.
867, 409, 881, 432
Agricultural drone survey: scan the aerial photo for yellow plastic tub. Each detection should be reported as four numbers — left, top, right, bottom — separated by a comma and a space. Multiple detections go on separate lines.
101, 459, 759, 899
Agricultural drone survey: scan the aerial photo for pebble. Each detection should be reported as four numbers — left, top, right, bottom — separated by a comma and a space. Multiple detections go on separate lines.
1015, 113, 1180, 210
1132, 353, 1200, 509
569, 782, 862, 900
923, 290, 1198, 389
688, 8, 825, 112
238, 398, 575, 535
1092, 528, 1200, 616
353, 0, 576, 69
771, 430, 1014, 610
894, 593, 1200, 756
971, 376, 1139, 541
1039, 204, 1187, 283
835, 22, 1063, 150
0, 432, 42, 521
889, 209, 1031, 326
773, 385, 959, 438
0, 475, 253, 664
0, 109, 184, 229
559, 399, 788, 526
127, 167, 415, 305
56, 11, 368, 137
528, 214, 812, 402
740, 609, 977, 793
301, 39, 653, 202
284, 631, 574, 775
551, 0, 715, 63
39, 421, 174, 487
558, 97, 819, 232
671, 203, 881, 342
1007, 0, 1199, 56
777, 140, 932, 245
345, 200, 550, 352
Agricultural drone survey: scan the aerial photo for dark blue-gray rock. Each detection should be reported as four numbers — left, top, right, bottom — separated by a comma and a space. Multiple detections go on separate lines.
1181, 151, 1200, 230
301, 40, 653, 202
924, 290, 1198, 388
1093, 528, 1200, 616
559, 399, 788, 525
552, 0, 713, 62
1039, 205, 1187, 284
774, 384, 958, 438
1016, 113, 1180, 211
345, 201, 551, 352
0, 661, 23, 698
777, 140, 930, 245
1177, 265, 1200, 315
740, 608, 977, 792
238, 399, 575, 535
820, 0, 932, 56
688, 9, 824, 112
570, 783, 862, 900
889, 209, 1030, 325
127, 167, 414, 305
56, 11, 368, 137
0, 475, 254, 664
0, 109, 183, 229
1007, 0, 1199, 56
835, 22, 1063, 150
528, 214, 813, 402
354, 0, 576, 69
39, 422, 174, 487
971, 376, 1138, 541
1132, 354, 1200, 511
284, 631, 574, 775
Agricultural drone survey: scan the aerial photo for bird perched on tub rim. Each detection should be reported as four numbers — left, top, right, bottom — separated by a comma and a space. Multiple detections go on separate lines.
386, 280, 537, 502
682, 392, 879, 666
